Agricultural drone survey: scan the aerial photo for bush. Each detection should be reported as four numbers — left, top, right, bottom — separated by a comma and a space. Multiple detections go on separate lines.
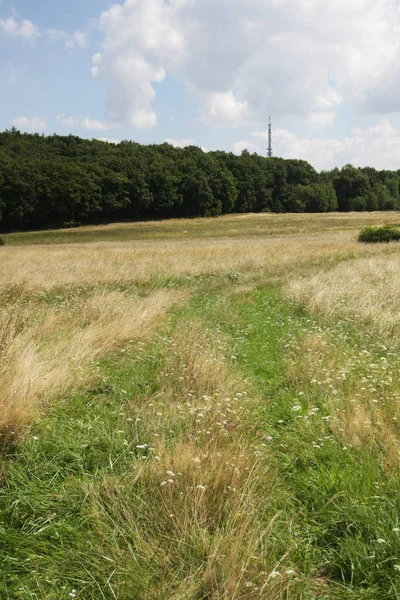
358, 224, 400, 243
0, 238, 5, 246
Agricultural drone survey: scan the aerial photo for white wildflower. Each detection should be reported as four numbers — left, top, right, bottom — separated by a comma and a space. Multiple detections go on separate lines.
268, 570, 281, 579
285, 569, 296, 576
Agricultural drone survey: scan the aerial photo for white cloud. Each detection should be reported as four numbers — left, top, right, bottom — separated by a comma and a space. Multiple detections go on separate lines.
0, 16, 39, 39
0, 15, 90, 51
12, 116, 47, 132
45, 29, 68, 42
65, 30, 87, 49
272, 129, 345, 171
91, 48, 164, 128
91, 0, 184, 129
342, 119, 400, 170
57, 114, 76, 127
92, 0, 400, 129
164, 138, 194, 148
247, 118, 400, 170
80, 117, 111, 131
57, 114, 114, 131
96, 137, 120, 144
233, 140, 259, 155
199, 90, 249, 125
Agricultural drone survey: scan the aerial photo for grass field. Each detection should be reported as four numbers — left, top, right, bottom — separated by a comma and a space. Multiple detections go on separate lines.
2, 212, 400, 599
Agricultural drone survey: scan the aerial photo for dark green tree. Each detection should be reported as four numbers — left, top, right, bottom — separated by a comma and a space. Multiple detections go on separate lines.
333, 165, 370, 211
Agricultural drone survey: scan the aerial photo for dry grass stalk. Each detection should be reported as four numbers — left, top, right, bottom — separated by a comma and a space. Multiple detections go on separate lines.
286, 256, 400, 340
86, 324, 294, 599
0, 229, 395, 290
285, 330, 400, 467
0, 289, 181, 434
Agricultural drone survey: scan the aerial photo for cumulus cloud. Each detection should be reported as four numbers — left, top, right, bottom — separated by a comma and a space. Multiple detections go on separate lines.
233, 140, 259, 155
343, 119, 400, 170
96, 137, 120, 144
0, 16, 39, 39
198, 91, 249, 125
91, 0, 186, 128
57, 114, 76, 127
0, 14, 91, 51
57, 114, 114, 131
80, 117, 112, 131
164, 138, 194, 148
92, 0, 400, 129
65, 30, 88, 49
272, 129, 345, 171
45, 29, 68, 42
12, 116, 47, 132
241, 119, 400, 171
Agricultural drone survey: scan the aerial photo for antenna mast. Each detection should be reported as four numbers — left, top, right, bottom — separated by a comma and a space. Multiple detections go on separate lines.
267, 116, 272, 158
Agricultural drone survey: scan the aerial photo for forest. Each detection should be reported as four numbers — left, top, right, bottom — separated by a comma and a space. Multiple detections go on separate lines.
0, 128, 399, 231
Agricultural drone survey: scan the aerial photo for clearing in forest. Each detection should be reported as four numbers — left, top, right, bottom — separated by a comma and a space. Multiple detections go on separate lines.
1, 211, 400, 599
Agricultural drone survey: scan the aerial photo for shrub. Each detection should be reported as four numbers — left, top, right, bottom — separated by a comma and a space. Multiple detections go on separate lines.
358, 224, 400, 243
0, 238, 5, 246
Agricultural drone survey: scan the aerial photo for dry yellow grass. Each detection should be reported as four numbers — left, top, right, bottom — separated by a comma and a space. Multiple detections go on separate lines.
285, 322, 400, 466
2, 212, 400, 449
7, 210, 400, 243
4, 213, 400, 596
0, 230, 396, 290
2, 212, 400, 450
286, 255, 400, 340
86, 323, 294, 599
0, 289, 182, 436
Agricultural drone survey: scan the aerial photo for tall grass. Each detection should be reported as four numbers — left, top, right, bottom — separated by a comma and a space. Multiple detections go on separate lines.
2, 213, 400, 598
286, 256, 400, 340
0, 287, 181, 437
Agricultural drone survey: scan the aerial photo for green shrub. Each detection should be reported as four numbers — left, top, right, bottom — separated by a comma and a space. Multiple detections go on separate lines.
0, 238, 5, 246
358, 224, 400, 243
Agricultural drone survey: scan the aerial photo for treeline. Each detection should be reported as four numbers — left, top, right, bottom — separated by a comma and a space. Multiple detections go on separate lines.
0, 128, 399, 230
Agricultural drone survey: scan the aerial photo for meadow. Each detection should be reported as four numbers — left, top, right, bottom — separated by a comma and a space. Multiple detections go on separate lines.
2, 212, 400, 599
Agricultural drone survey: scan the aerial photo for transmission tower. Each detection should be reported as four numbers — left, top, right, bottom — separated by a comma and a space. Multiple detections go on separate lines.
267, 116, 273, 158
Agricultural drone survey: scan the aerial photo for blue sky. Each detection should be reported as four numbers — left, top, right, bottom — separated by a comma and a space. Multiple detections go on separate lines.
2, 0, 400, 170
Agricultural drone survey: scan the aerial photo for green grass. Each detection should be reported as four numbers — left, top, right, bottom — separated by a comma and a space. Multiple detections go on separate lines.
3, 211, 400, 246
216, 289, 400, 599
2, 284, 400, 598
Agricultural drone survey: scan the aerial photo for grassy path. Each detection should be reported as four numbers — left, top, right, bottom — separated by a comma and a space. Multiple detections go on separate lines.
1, 284, 400, 598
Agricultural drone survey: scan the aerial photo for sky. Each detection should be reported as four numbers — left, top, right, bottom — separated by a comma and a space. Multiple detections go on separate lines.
2, 0, 400, 171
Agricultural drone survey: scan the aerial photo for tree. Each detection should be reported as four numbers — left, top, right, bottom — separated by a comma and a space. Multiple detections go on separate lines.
365, 189, 378, 211
374, 183, 396, 210
385, 175, 399, 207
1, 128, 400, 231
286, 159, 318, 186
180, 171, 216, 217
296, 182, 338, 213
348, 195, 367, 211
333, 165, 370, 211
